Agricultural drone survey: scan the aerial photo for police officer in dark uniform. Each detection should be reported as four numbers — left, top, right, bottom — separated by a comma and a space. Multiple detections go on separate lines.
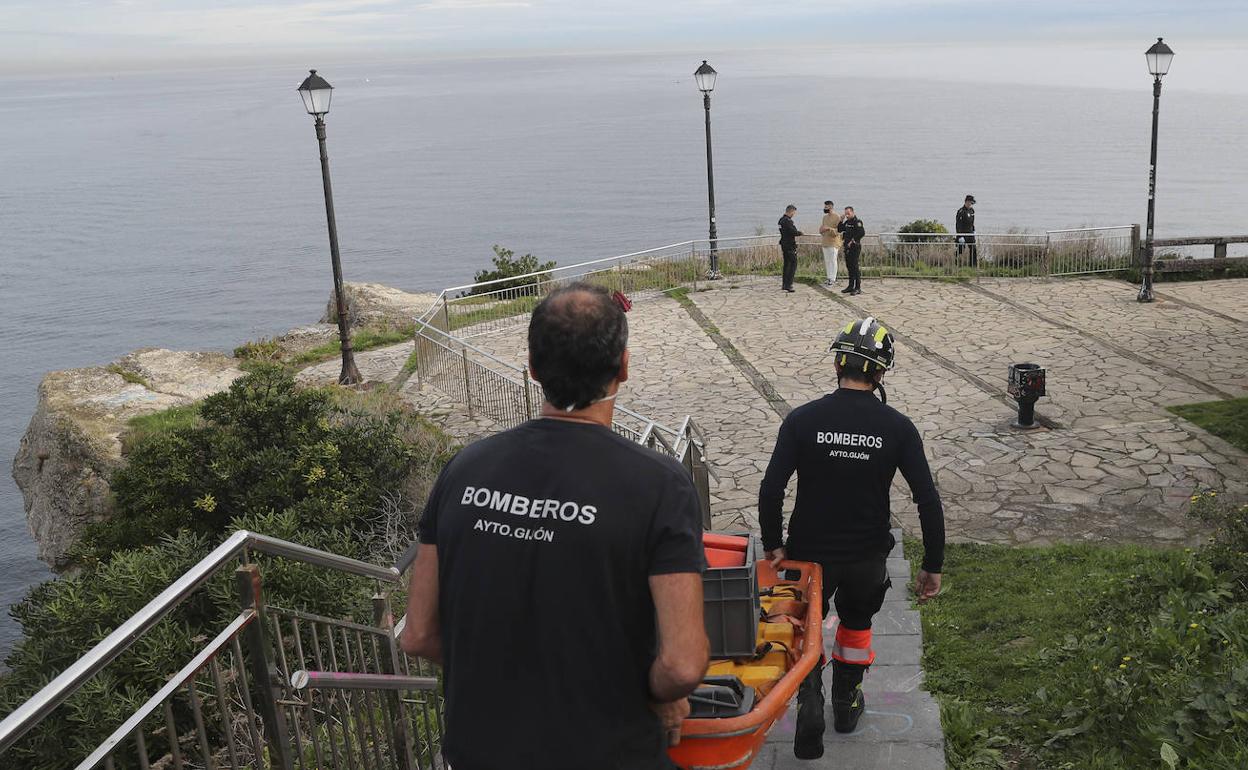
779, 204, 803, 293
758, 317, 945, 759
836, 206, 866, 295
955, 194, 977, 267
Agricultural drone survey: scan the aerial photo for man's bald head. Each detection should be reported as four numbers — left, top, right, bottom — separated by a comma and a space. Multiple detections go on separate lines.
529, 282, 629, 411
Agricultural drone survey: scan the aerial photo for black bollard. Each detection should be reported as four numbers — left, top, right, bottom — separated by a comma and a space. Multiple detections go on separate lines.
1008, 363, 1046, 429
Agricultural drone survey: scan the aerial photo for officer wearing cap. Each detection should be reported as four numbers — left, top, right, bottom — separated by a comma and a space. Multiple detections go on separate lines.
758, 317, 945, 759
955, 194, 977, 267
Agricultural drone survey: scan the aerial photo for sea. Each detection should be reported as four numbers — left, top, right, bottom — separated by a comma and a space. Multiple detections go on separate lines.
2, 46, 1247, 657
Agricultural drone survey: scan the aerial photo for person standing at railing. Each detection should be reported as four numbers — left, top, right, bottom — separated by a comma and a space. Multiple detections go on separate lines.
758, 317, 945, 759
779, 204, 804, 293
837, 207, 866, 295
819, 200, 843, 287
955, 194, 977, 267
401, 282, 709, 770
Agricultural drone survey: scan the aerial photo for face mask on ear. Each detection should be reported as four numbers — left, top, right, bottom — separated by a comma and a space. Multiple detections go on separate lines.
563, 384, 624, 412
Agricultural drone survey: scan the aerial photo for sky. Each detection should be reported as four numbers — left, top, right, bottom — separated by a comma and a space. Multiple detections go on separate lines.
2, 0, 1247, 76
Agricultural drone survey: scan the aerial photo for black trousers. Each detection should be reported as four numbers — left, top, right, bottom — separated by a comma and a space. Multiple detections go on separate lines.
844, 243, 862, 289
956, 234, 977, 267
788, 557, 890, 631
781, 247, 798, 289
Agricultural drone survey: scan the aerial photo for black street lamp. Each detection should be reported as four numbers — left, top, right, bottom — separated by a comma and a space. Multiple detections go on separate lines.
694, 60, 721, 279
1138, 38, 1175, 303
298, 69, 361, 384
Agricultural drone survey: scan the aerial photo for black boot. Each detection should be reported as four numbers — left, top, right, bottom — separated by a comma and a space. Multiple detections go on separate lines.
831, 661, 867, 734
793, 663, 826, 759
840, 283, 854, 293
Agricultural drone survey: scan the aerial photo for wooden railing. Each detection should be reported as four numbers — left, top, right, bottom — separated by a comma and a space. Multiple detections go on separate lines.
1153, 235, 1248, 272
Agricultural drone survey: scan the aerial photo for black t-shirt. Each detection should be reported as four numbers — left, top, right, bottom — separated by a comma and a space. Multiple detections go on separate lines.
418, 418, 706, 770
758, 389, 945, 573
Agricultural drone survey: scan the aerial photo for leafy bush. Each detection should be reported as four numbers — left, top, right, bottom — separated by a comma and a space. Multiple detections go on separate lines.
898, 218, 951, 243
0, 365, 456, 768
81, 364, 451, 560
469, 245, 556, 295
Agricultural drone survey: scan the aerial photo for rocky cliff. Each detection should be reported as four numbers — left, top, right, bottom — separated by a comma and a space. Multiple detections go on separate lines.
13, 283, 435, 570
12, 350, 243, 569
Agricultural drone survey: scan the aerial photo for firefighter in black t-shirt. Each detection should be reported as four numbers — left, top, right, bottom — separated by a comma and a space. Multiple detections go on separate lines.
401, 283, 709, 770
758, 317, 945, 759
956, 194, 977, 267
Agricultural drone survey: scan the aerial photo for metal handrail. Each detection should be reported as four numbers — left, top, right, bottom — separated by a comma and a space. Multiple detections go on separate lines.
71, 610, 257, 770
1047, 225, 1136, 234
0, 530, 404, 754
290, 670, 439, 692
441, 239, 701, 294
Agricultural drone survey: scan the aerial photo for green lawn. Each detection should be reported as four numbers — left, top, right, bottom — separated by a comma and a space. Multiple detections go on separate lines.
908, 539, 1248, 769
289, 326, 414, 365
1168, 397, 1248, 454
122, 404, 201, 453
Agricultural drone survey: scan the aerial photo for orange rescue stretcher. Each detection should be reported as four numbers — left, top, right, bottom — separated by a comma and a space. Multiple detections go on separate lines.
668, 536, 824, 770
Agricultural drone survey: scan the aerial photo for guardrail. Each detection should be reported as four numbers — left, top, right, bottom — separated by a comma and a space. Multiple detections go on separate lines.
1154, 234, 1248, 273
0, 531, 445, 770
411, 319, 714, 528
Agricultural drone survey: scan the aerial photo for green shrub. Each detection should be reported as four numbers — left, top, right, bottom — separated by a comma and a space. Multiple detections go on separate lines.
0, 366, 456, 768
469, 245, 556, 295
233, 337, 283, 361
898, 218, 951, 242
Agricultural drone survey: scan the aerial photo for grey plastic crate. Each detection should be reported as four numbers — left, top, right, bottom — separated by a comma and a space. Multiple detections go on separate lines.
702, 533, 761, 658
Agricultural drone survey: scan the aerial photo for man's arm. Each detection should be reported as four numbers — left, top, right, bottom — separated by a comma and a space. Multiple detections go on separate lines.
398, 544, 443, 662
759, 418, 798, 555
897, 421, 945, 600
649, 572, 709, 702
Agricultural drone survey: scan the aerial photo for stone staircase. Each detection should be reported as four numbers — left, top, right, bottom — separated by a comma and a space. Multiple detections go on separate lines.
756, 529, 946, 769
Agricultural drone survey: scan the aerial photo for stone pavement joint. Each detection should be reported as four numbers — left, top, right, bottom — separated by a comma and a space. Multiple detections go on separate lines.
804, 281, 1062, 429
965, 282, 1234, 400
676, 293, 792, 418
1153, 289, 1248, 326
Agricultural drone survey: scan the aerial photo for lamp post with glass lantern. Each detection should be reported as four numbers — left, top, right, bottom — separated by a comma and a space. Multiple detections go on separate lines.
298, 69, 361, 384
1138, 38, 1175, 303
694, 60, 721, 279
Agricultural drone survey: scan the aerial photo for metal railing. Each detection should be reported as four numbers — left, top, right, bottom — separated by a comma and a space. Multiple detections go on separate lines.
415, 227, 1139, 342
410, 318, 714, 527
0, 531, 446, 770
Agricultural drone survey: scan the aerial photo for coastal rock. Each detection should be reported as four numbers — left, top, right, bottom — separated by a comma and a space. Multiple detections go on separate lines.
322, 282, 440, 329
11, 350, 243, 569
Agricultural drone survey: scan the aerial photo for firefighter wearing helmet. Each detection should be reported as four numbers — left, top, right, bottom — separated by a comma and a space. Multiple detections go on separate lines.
758, 316, 946, 759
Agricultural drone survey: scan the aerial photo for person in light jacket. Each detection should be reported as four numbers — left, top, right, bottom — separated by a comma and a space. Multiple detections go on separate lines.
819, 200, 843, 287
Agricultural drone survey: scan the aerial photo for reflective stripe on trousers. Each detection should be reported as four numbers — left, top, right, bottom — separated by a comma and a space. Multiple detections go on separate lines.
831, 625, 874, 665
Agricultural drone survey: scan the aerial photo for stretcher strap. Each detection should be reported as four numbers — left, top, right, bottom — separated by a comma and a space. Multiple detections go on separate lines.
831, 625, 874, 665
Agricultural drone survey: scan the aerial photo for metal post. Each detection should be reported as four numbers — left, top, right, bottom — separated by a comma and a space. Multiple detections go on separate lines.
234, 566, 294, 770
1138, 76, 1162, 302
373, 596, 417, 770
315, 117, 363, 382
522, 366, 533, 419
703, 92, 721, 280
1130, 223, 1141, 275
461, 347, 473, 417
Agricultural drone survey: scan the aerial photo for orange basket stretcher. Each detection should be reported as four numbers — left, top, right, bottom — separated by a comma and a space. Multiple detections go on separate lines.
668, 558, 824, 770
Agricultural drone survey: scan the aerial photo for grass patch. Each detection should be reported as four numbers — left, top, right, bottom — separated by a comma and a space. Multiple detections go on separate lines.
908, 538, 1248, 768
290, 326, 414, 365
1168, 397, 1248, 454
106, 364, 149, 388
122, 404, 200, 453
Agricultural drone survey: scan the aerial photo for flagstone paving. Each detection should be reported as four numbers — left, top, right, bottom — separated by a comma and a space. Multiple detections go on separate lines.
394, 275, 1245, 770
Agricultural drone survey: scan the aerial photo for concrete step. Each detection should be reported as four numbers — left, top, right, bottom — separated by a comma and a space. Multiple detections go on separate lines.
755, 739, 946, 769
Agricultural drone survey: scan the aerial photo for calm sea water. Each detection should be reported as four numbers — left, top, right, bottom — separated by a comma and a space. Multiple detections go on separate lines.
2, 49, 1247, 656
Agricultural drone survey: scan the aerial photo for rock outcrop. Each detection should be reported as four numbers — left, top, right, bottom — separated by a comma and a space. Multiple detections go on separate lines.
321, 282, 440, 329
12, 349, 242, 569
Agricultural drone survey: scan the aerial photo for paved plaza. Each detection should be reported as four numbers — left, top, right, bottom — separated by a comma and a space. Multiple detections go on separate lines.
366, 275, 1244, 766
385, 276, 1247, 549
